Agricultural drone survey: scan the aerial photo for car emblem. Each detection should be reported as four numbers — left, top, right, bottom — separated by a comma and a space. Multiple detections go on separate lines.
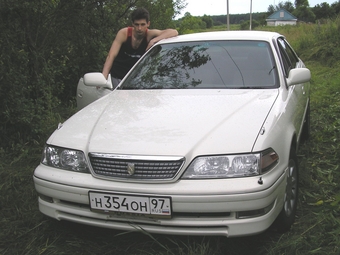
127, 163, 135, 176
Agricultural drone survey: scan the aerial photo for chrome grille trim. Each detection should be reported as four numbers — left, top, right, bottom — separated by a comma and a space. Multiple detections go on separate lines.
89, 153, 185, 180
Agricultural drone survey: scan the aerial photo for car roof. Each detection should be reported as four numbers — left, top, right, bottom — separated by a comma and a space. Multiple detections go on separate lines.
159, 30, 283, 44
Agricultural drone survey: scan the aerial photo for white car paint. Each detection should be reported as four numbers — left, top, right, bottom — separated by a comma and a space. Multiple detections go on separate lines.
55, 89, 278, 156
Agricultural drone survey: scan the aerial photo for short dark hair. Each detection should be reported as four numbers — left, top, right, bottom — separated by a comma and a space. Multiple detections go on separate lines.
131, 7, 150, 23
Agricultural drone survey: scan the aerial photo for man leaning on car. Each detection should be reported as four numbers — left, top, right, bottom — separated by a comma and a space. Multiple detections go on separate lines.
101, 7, 178, 87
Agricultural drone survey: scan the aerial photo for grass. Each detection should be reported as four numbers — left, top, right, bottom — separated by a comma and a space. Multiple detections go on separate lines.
1, 21, 340, 254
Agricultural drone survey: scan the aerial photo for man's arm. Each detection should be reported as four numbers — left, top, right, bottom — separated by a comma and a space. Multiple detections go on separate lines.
146, 29, 178, 50
102, 28, 128, 79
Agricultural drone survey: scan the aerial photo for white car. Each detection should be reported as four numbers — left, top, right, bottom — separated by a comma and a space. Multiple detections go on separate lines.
33, 31, 311, 237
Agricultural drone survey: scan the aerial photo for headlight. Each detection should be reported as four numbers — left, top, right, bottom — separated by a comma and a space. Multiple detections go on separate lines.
182, 149, 278, 179
42, 145, 90, 173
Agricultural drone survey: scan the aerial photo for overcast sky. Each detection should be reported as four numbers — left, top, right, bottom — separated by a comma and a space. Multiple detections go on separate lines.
178, 0, 337, 17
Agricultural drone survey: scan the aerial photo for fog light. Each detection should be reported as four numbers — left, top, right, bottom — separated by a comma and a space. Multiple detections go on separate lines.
236, 201, 275, 219
39, 194, 54, 203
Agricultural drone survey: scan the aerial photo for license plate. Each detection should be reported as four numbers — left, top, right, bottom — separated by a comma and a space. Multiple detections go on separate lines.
89, 192, 171, 216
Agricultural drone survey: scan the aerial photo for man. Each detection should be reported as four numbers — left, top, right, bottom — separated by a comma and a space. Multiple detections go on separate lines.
102, 7, 178, 87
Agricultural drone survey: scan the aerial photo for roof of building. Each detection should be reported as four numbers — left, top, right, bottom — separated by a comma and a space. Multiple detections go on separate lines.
266, 9, 297, 21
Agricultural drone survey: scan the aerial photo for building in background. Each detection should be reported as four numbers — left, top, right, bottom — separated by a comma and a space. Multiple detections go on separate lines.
266, 9, 297, 26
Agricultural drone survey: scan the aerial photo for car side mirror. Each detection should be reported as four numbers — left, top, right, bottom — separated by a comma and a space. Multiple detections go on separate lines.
83, 72, 113, 90
287, 68, 311, 86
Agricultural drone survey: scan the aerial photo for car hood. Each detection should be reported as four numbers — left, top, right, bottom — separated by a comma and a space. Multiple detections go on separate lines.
49, 89, 278, 156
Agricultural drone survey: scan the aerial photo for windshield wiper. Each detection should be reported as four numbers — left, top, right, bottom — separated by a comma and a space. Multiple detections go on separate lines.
268, 66, 276, 75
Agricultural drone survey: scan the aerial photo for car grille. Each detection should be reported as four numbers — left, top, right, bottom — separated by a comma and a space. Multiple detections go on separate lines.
89, 153, 185, 180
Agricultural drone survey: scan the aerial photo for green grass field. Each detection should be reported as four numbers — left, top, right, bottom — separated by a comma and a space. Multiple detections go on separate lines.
1, 20, 339, 255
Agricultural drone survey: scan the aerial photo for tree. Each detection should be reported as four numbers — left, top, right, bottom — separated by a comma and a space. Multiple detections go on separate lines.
282, 1, 295, 13
202, 15, 213, 28
267, 4, 275, 13
313, 2, 335, 20
332, 1, 340, 15
0, 0, 184, 154
293, 0, 316, 22
295, 0, 309, 8
240, 19, 260, 30
268, 1, 295, 14
137, 0, 186, 29
177, 13, 206, 34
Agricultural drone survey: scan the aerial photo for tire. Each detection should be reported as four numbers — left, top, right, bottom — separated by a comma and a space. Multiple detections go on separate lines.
301, 102, 310, 142
274, 146, 299, 232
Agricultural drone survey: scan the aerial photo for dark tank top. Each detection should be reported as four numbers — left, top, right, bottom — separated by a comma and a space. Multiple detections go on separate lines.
110, 27, 148, 79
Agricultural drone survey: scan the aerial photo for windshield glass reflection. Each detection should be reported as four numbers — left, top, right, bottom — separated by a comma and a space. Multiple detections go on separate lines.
121, 41, 278, 90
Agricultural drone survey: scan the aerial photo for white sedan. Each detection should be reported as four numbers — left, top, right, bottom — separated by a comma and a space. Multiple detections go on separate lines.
33, 31, 311, 237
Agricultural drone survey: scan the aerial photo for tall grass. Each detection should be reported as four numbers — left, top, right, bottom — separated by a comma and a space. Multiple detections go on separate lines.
259, 17, 340, 254
263, 16, 340, 66
1, 19, 340, 255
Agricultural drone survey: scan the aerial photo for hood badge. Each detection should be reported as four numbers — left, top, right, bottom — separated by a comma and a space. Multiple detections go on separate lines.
127, 163, 135, 176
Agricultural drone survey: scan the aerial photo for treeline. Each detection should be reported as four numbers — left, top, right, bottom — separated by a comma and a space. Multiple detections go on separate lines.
175, 0, 340, 32
210, 13, 267, 26
0, 0, 184, 156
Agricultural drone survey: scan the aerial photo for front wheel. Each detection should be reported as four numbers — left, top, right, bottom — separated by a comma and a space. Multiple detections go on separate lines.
274, 147, 299, 232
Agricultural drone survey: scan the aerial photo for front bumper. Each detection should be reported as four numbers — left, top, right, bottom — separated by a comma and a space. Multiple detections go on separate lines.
33, 164, 287, 237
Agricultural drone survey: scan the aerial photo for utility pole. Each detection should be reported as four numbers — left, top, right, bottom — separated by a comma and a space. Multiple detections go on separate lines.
226, 0, 230, 30
250, 0, 253, 30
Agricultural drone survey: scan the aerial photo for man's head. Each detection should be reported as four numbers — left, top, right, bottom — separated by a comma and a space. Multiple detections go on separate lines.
131, 7, 150, 23
131, 8, 150, 38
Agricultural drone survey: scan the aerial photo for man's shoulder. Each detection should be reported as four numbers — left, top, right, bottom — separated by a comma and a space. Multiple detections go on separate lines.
115, 27, 130, 41
118, 27, 129, 35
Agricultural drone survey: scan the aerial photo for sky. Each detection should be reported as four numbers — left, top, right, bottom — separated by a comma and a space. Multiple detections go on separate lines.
178, 0, 337, 17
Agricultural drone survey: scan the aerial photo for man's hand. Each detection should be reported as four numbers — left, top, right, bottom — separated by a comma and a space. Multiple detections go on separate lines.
146, 39, 157, 51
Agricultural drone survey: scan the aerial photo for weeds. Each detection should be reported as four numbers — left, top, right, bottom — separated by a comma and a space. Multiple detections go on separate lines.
1, 21, 340, 255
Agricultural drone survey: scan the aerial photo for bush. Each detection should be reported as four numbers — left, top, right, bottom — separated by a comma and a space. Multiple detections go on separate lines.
0, 0, 180, 155
240, 19, 260, 30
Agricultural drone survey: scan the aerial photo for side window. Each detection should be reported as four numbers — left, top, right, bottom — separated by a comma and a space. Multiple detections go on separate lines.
284, 40, 299, 68
277, 38, 299, 77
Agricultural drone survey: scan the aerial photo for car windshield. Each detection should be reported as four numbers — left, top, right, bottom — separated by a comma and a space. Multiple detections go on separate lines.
120, 40, 278, 90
